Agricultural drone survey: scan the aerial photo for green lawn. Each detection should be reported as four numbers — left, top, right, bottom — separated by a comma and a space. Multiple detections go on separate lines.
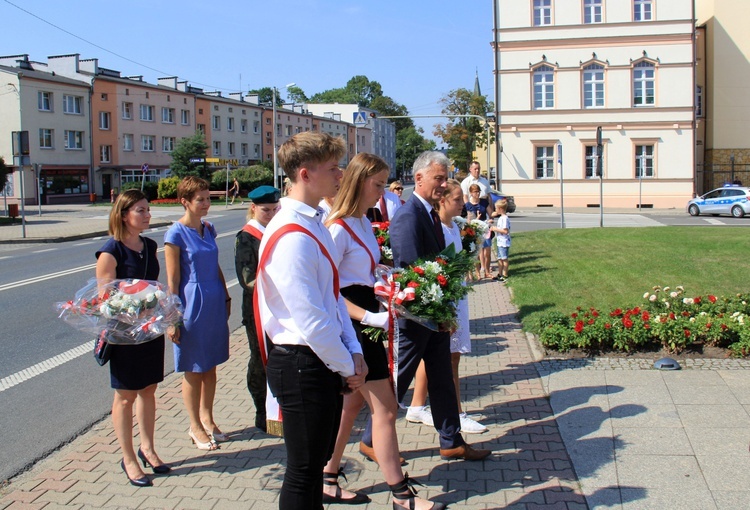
509, 226, 750, 333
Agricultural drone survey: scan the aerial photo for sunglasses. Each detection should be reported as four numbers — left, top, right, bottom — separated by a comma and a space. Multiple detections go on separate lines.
393, 187, 404, 191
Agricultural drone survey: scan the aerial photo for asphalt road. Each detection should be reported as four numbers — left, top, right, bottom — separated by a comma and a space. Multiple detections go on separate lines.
0, 208, 248, 483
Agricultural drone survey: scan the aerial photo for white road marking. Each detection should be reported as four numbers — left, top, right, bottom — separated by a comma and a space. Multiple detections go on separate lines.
0, 342, 90, 392
73, 241, 95, 246
0, 256, 10, 261
32, 248, 56, 254
705, 218, 724, 225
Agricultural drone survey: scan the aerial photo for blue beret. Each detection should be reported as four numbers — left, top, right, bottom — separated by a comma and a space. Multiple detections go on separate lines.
248, 185, 280, 204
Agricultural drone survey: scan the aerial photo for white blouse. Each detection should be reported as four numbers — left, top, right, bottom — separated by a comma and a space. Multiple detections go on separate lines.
329, 215, 381, 288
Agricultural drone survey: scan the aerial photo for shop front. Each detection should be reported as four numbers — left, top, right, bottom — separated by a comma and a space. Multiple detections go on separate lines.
40, 165, 92, 205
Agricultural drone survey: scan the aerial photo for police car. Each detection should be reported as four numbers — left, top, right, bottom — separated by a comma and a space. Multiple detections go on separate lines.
687, 185, 750, 218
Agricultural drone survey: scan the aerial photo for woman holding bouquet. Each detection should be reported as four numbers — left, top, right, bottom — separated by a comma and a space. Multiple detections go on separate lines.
165, 177, 231, 451
325, 153, 444, 509
95, 189, 170, 487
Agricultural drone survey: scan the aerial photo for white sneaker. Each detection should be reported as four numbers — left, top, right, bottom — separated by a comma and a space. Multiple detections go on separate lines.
459, 412, 488, 434
405, 406, 434, 427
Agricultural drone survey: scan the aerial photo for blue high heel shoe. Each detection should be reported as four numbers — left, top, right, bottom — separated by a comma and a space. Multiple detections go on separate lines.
137, 448, 171, 475
120, 459, 152, 487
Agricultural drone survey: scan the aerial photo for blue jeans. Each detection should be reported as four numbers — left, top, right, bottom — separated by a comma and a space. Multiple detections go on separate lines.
266, 345, 343, 510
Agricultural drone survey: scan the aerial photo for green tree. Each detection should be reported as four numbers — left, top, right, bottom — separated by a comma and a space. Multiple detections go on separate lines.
433, 88, 493, 172
210, 165, 272, 192
170, 133, 209, 178
396, 127, 435, 180
309, 87, 356, 105
286, 85, 308, 103
157, 176, 180, 199
370, 95, 413, 132
0, 156, 10, 191
309, 75, 385, 108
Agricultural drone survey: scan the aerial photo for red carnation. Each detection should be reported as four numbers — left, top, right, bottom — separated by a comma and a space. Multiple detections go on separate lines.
708, 295, 717, 303
623, 317, 634, 329
435, 257, 447, 266
684, 329, 691, 338
413, 266, 425, 276
641, 311, 650, 321
693, 296, 702, 304
605, 323, 611, 329
669, 312, 676, 320
437, 275, 448, 287
588, 319, 595, 325
574, 320, 584, 333
571, 313, 578, 318
407, 281, 420, 289
377, 236, 386, 245
592, 310, 599, 317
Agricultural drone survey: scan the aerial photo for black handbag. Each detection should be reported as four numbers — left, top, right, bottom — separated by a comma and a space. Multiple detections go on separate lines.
93, 330, 113, 366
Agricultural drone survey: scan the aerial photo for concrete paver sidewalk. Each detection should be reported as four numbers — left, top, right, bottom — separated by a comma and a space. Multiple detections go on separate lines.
0, 279, 587, 509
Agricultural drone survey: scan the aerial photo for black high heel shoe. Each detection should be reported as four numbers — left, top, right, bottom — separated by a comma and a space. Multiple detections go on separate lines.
137, 448, 171, 475
120, 460, 153, 487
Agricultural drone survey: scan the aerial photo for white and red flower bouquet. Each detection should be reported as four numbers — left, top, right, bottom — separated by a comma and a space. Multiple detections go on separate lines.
56, 278, 183, 344
452, 216, 488, 256
373, 245, 475, 332
371, 221, 393, 265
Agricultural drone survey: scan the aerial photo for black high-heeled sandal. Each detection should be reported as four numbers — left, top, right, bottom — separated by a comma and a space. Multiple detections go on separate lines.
120, 459, 152, 487
138, 448, 171, 474
389, 474, 446, 510
321, 468, 371, 505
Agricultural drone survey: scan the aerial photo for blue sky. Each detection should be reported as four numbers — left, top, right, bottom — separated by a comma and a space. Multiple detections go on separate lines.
1, 0, 495, 142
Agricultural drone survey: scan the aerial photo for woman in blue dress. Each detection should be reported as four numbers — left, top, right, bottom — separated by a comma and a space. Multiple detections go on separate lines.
96, 189, 170, 486
165, 176, 231, 451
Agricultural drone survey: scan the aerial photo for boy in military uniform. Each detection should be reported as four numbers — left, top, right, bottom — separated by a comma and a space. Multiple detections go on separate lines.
234, 185, 280, 432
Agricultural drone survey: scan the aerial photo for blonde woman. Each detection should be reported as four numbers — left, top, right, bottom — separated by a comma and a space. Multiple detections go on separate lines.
324, 153, 445, 509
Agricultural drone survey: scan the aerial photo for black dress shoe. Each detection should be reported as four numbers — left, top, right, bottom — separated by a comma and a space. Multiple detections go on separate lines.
138, 448, 171, 474
120, 460, 153, 487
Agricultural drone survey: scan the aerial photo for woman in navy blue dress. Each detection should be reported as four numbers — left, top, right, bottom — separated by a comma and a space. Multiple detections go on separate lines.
165, 177, 231, 451
96, 190, 170, 487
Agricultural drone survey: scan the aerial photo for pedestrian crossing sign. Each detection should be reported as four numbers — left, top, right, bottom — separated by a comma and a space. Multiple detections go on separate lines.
352, 111, 368, 127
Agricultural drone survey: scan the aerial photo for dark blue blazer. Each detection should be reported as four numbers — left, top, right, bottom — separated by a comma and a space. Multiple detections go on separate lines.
390, 194, 443, 269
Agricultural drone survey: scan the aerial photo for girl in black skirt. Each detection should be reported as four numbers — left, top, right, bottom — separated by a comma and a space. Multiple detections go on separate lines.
95, 190, 170, 487
324, 154, 445, 509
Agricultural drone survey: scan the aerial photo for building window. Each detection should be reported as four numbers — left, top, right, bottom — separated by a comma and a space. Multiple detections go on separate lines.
227, 117, 235, 132
121, 169, 162, 184
584, 145, 601, 178
533, 0, 552, 26
213, 141, 221, 156
123, 134, 134, 151
122, 102, 133, 120
181, 109, 190, 125
141, 135, 155, 152
64, 130, 84, 149
254, 144, 260, 157
535, 145, 555, 178
241, 119, 247, 133
635, 144, 654, 177
533, 65, 554, 109
39, 129, 53, 149
241, 143, 248, 157
99, 111, 111, 130
63, 95, 83, 114
213, 115, 221, 131
162, 107, 175, 124
285, 125, 293, 136
253, 120, 260, 133
140, 104, 154, 121
38, 91, 52, 111
633, 61, 655, 106
634, 0, 653, 21
228, 142, 235, 156
583, 64, 605, 108
696, 85, 703, 117
197, 124, 205, 135
100, 145, 112, 163
162, 136, 175, 153
276, 123, 282, 135
101, 93, 108, 101
583, 0, 602, 23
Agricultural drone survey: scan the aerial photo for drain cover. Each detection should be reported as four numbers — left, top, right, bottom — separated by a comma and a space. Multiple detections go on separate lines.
654, 357, 681, 370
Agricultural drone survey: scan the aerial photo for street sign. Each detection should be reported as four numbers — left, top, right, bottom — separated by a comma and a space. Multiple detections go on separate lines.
352, 111, 367, 127
205, 157, 220, 163
141, 164, 149, 173
189, 158, 205, 163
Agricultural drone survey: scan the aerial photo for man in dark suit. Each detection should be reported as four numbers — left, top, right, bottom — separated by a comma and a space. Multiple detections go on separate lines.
388, 151, 490, 461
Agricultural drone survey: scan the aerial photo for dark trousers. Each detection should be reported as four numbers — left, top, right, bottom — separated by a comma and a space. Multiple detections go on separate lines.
363, 320, 464, 450
266, 345, 343, 510
244, 323, 267, 427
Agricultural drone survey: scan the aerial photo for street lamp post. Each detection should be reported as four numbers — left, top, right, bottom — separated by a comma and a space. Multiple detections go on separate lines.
272, 82, 295, 190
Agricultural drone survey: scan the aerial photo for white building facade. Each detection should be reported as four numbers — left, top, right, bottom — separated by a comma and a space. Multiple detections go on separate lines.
495, 0, 695, 208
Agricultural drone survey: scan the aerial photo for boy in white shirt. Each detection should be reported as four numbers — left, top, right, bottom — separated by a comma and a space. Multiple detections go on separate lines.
490, 198, 511, 282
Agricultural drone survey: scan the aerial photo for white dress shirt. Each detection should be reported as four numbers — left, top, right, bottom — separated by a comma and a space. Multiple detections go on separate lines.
329, 216, 381, 288
460, 175, 492, 199
246, 218, 266, 232
376, 190, 402, 220
257, 197, 362, 377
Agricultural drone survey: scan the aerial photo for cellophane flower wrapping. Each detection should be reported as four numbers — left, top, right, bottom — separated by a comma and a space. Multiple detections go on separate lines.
453, 216, 488, 256
55, 278, 184, 345
371, 221, 393, 264
374, 245, 475, 331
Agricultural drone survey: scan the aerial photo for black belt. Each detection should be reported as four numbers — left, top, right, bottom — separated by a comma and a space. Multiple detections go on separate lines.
272, 344, 314, 355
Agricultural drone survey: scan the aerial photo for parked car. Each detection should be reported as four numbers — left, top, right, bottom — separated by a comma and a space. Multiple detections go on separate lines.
687, 185, 750, 218
489, 190, 517, 213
